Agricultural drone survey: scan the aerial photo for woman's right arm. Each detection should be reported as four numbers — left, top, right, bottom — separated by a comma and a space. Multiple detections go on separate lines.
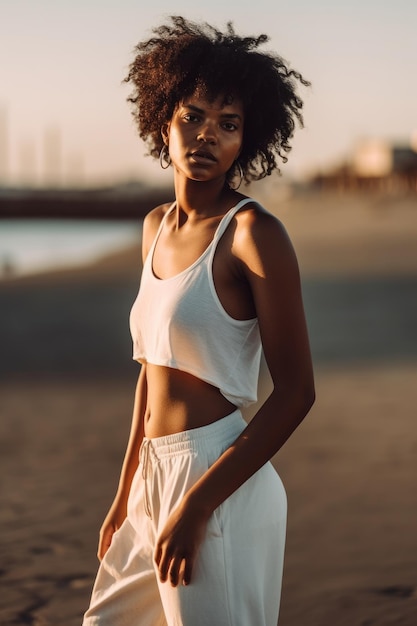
97, 205, 166, 560
97, 363, 147, 560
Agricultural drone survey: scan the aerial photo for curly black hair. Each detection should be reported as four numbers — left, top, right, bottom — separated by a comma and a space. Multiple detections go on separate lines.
125, 16, 310, 182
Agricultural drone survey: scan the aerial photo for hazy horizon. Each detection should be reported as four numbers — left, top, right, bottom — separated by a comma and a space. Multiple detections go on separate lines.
1, 0, 416, 188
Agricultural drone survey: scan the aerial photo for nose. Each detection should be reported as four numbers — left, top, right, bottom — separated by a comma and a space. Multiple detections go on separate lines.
197, 121, 217, 144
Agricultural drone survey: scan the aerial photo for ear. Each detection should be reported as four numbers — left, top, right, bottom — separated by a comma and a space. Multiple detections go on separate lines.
161, 123, 170, 145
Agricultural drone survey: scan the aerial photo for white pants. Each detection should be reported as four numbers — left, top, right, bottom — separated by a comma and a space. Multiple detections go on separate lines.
83, 410, 287, 626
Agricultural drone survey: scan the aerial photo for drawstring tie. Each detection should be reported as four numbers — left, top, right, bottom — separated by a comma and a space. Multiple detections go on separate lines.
140, 439, 154, 518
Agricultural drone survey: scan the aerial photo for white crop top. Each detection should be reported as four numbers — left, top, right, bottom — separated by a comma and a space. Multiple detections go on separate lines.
129, 197, 262, 407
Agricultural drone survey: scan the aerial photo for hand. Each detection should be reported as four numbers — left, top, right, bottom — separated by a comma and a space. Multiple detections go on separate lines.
154, 497, 210, 587
97, 498, 127, 561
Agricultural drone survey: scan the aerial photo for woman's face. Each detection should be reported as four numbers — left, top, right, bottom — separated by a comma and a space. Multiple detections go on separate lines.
162, 93, 244, 184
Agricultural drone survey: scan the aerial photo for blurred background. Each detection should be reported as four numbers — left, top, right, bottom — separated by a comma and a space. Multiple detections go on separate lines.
0, 1, 416, 624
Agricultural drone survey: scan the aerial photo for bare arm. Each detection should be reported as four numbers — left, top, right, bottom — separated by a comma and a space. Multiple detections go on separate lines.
155, 208, 315, 584
112, 364, 148, 508
185, 210, 315, 508
96, 208, 164, 560
97, 364, 147, 560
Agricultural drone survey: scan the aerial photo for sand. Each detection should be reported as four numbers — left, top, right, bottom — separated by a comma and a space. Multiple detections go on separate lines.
1, 188, 416, 625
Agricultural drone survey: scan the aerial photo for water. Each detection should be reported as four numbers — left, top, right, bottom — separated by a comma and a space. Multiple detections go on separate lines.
0, 219, 142, 278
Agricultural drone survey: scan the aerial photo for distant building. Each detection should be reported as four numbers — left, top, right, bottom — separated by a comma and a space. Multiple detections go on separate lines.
352, 139, 392, 178
313, 137, 417, 192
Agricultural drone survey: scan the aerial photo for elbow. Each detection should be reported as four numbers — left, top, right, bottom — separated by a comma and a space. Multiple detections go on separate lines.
298, 365, 316, 416
299, 371, 316, 415
304, 384, 316, 415
279, 379, 315, 420
297, 349, 315, 408
269, 366, 316, 420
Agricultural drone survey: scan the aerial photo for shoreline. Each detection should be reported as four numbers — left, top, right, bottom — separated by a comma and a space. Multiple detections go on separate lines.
2, 188, 417, 285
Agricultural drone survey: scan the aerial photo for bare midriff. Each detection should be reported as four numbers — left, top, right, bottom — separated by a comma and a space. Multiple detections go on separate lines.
143, 363, 237, 438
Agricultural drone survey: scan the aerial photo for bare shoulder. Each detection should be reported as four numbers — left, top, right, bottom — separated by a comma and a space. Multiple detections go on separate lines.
233, 200, 298, 273
142, 202, 173, 262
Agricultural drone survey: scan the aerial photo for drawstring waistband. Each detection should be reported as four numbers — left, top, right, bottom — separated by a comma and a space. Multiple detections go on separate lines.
140, 439, 154, 518
138, 410, 245, 519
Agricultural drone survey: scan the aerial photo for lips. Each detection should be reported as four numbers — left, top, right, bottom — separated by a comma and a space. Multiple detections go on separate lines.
190, 149, 217, 162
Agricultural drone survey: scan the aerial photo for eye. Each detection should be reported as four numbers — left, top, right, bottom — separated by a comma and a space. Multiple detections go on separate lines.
183, 113, 200, 123
222, 121, 238, 131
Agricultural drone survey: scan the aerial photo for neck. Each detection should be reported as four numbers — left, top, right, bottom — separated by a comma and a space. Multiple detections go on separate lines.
173, 174, 238, 218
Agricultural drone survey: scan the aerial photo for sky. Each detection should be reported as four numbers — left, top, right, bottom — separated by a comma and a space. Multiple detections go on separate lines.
1, 0, 416, 187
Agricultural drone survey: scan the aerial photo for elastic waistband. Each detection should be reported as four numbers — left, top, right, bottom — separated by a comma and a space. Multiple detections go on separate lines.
143, 409, 246, 458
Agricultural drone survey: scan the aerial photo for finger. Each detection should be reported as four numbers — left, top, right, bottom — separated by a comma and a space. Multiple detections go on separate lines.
183, 556, 193, 586
156, 547, 171, 583
178, 558, 187, 586
98, 530, 113, 561
97, 540, 109, 561
154, 544, 162, 567
168, 564, 179, 587
168, 556, 185, 587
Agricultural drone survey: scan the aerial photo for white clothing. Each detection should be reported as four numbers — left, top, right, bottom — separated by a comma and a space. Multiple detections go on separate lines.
129, 198, 262, 407
83, 411, 287, 626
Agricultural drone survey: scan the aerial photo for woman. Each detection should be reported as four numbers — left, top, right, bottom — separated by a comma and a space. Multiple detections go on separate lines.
83, 16, 314, 626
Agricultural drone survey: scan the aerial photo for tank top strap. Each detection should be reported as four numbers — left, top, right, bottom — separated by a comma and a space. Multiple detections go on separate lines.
146, 202, 176, 261
212, 197, 257, 245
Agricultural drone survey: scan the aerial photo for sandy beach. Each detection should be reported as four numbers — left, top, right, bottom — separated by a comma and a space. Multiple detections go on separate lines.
1, 189, 416, 625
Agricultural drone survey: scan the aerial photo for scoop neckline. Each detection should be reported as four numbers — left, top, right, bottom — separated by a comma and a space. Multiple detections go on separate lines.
150, 200, 245, 282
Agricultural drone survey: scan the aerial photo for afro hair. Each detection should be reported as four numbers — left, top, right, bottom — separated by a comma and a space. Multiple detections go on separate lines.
125, 16, 310, 182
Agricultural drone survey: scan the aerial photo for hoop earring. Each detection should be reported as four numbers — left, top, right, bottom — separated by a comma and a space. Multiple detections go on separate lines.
230, 161, 244, 190
159, 145, 171, 169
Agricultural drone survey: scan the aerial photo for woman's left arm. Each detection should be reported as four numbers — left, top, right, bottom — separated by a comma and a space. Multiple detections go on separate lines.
155, 209, 315, 586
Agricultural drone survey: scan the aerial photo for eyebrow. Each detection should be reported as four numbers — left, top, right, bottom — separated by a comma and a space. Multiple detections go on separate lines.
183, 103, 242, 120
